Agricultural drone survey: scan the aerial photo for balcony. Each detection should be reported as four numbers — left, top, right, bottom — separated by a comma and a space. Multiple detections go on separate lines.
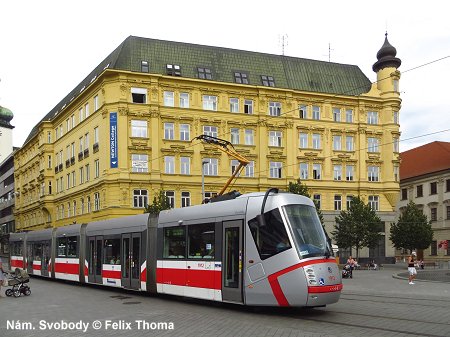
78, 152, 84, 161
83, 149, 89, 158
65, 159, 70, 168
70, 157, 75, 165
93, 143, 99, 153
58, 164, 63, 172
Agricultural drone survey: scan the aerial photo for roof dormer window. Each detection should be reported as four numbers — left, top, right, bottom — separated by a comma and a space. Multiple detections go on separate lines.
198, 67, 212, 80
261, 75, 275, 87
141, 61, 149, 73
166, 64, 181, 76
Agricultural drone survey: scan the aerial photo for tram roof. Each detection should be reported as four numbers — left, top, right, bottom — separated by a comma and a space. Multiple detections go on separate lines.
25, 228, 54, 242
85, 213, 149, 236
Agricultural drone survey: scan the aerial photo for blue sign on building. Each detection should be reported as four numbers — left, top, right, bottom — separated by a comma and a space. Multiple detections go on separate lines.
110, 112, 118, 168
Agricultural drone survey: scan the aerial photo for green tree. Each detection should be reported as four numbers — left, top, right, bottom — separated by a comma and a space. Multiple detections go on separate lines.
144, 190, 171, 214
332, 196, 383, 259
287, 179, 324, 224
389, 201, 433, 253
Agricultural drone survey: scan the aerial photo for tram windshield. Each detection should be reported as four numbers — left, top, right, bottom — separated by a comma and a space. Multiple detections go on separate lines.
282, 204, 328, 259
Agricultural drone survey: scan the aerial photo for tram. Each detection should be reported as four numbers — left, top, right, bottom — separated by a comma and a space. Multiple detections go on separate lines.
9, 188, 342, 307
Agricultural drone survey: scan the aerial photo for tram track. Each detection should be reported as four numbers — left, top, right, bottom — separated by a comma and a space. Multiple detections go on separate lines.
340, 295, 450, 309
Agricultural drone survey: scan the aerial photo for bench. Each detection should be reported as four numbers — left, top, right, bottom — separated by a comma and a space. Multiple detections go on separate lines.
423, 262, 438, 269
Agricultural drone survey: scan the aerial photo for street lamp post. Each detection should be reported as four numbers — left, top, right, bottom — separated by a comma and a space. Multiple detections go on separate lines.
201, 160, 209, 203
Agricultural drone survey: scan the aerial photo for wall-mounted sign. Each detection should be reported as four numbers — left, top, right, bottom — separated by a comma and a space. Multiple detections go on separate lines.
110, 112, 118, 168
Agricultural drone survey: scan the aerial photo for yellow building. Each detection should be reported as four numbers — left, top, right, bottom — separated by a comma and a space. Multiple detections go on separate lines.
14, 35, 401, 260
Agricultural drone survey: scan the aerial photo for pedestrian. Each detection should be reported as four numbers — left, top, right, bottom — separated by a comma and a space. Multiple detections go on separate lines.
408, 254, 417, 285
347, 255, 355, 278
0, 256, 4, 297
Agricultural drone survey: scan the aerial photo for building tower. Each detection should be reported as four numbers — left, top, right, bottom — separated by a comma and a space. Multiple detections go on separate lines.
372, 33, 402, 94
0, 105, 14, 164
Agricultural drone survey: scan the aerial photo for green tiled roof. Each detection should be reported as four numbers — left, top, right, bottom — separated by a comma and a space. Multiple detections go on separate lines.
24, 36, 372, 145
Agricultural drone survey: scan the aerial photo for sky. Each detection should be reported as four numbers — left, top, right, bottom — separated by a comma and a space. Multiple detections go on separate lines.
0, 0, 449, 152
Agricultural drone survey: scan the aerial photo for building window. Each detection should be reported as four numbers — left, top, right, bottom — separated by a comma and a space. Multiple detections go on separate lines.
393, 138, 399, 153
179, 92, 189, 108
333, 135, 342, 151
203, 95, 218, 111
94, 159, 100, 178
79, 107, 84, 123
333, 108, 341, 122
269, 162, 282, 178
164, 156, 175, 174
401, 188, 407, 200
85, 164, 90, 181
416, 185, 423, 198
368, 166, 380, 182
334, 195, 342, 211
300, 163, 309, 180
87, 196, 91, 213
131, 87, 147, 104
346, 165, 354, 181
368, 137, 379, 152
131, 154, 148, 173
203, 125, 218, 138
394, 166, 399, 182
333, 165, 342, 181
73, 201, 77, 216
94, 192, 100, 211
313, 194, 321, 209
299, 105, 307, 119
245, 161, 254, 177
261, 75, 275, 87
230, 128, 240, 145
430, 240, 437, 256
346, 196, 353, 210
244, 129, 254, 145
180, 157, 190, 175
141, 61, 149, 73
181, 192, 191, 208
346, 136, 354, 151
446, 179, 450, 192
312, 134, 321, 149
47, 131, 52, 143
369, 195, 379, 211
164, 123, 174, 140
165, 191, 175, 208
234, 72, 249, 84
85, 103, 90, 119
393, 111, 399, 124
244, 100, 253, 114
131, 120, 147, 138
346, 109, 353, 123
430, 207, 437, 222
198, 67, 212, 80
313, 163, 321, 180
166, 64, 181, 76
269, 131, 282, 147
231, 160, 240, 176
269, 102, 281, 116
230, 98, 239, 112
94, 95, 99, 111
80, 198, 84, 215
312, 106, 320, 120
79, 167, 84, 184
203, 158, 218, 176
133, 190, 148, 208
299, 133, 308, 149
367, 111, 378, 125
430, 182, 437, 195
164, 91, 175, 107
48, 155, 52, 169
393, 79, 399, 92
447, 206, 450, 220
179, 124, 190, 141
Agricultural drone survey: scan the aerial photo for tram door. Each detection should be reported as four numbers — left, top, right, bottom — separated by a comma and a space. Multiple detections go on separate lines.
121, 233, 141, 290
26, 244, 33, 274
41, 242, 50, 277
222, 220, 243, 303
88, 236, 103, 284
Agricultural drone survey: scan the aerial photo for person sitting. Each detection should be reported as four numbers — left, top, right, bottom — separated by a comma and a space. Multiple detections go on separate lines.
368, 260, 378, 270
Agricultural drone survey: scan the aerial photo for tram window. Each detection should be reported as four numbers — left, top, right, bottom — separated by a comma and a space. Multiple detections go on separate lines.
67, 237, 78, 257
57, 238, 67, 257
104, 239, 121, 264
11, 242, 23, 256
187, 223, 215, 259
163, 227, 186, 258
33, 244, 42, 261
248, 208, 291, 260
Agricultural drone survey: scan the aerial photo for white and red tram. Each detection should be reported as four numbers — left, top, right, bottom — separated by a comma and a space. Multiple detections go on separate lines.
9, 189, 342, 307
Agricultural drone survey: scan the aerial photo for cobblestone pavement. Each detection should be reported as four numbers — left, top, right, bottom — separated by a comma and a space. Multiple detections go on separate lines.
1, 266, 450, 337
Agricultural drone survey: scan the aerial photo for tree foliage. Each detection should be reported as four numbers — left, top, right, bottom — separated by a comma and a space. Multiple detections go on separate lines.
332, 196, 383, 258
389, 201, 433, 253
144, 190, 171, 214
287, 179, 324, 224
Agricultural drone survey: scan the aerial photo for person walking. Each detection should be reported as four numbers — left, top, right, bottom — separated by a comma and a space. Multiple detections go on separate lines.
408, 254, 417, 285
347, 256, 355, 278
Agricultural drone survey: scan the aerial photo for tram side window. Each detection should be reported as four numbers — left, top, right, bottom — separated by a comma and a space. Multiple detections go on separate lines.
188, 223, 215, 259
104, 239, 121, 264
163, 227, 186, 258
11, 242, 23, 256
248, 208, 291, 260
57, 236, 78, 257
33, 244, 42, 261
